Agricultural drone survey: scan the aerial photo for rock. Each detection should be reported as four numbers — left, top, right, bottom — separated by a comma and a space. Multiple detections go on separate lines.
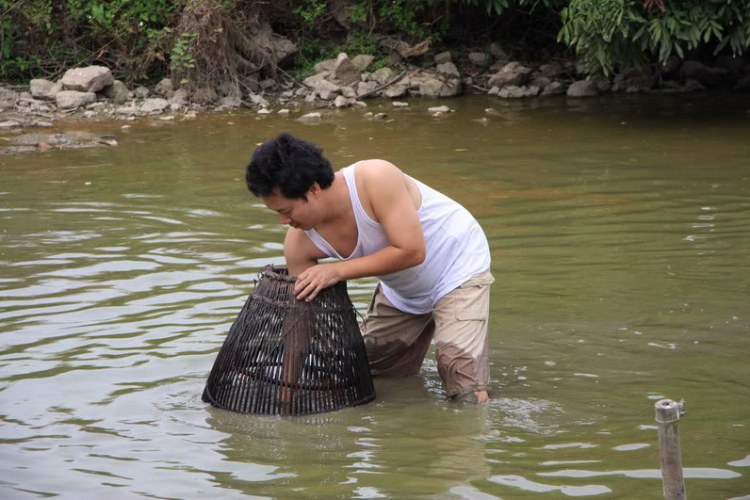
56, 90, 96, 109
373, 112, 388, 120
380, 37, 430, 59
363, 112, 373, 118
259, 78, 276, 90
488, 62, 532, 88
219, 96, 242, 109
116, 103, 138, 115
248, 93, 270, 108
332, 53, 361, 86
140, 98, 169, 114
0, 87, 18, 111
488, 86, 500, 96
353, 101, 367, 108
384, 84, 409, 98
612, 74, 655, 93
469, 52, 491, 67
716, 55, 746, 78
333, 95, 351, 108
437, 62, 460, 78
356, 81, 379, 97
169, 88, 190, 109
498, 85, 540, 98
258, 108, 271, 115
298, 112, 322, 122
61, 66, 114, 92
30, 79, 62, 100
683, 79, 706, 92
351, 54, 375, 72
428, 105, 450, 113
434, 51, 452, 64
371, 67, 396, 85
589, 75, 611, 93
134, 86, 150, 98
315, 59, 337, 74
0, 120, 21, 129
539, 62, 565, 78
154, 78, 175, 97
278, 109, 290, 115
439, 80, 462, 97
530, 76, 552, 89
341, 86, 357, 98
681, 61, 729, 87
392, 101, 409, 108
489, 42, 509, 62
734, 76, 750, 91
541, 81, 567, 96
193, 87, 218, 105
83, 110, 97, 118
420, 78, 444, 98
567, 80, 600, 97
103, 80, 130, 104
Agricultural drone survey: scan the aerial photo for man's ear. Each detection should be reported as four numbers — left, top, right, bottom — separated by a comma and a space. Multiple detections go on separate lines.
308, 183, 321, 199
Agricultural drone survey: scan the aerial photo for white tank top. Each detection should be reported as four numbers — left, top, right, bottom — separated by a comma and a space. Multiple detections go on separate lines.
304, 163, 491, 314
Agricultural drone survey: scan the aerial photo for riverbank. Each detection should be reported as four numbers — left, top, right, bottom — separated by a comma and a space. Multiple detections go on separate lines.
2, 48, 749, 155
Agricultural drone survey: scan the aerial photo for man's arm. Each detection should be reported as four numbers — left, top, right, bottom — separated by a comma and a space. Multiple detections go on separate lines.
294, 160, 426, 301
284, 227, 325, 277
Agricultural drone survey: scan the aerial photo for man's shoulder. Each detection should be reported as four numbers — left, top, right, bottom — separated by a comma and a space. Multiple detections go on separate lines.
353, 159, 402, 188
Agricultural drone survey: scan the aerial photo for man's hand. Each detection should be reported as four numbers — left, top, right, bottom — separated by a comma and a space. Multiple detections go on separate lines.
294, 263, 341, 301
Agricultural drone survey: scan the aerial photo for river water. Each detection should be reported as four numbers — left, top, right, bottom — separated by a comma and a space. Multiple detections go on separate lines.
1, 94, 749, 499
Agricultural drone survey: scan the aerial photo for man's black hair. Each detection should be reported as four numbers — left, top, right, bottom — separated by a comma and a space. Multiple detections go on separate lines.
246, 133, 334, 200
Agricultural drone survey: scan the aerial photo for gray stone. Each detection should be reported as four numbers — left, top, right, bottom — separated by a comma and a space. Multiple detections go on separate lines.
371, 67, 396, 85
351, 54, 375, 71
439, 80, 462, 97
298, 112, 322, 122
103, 80, 130, 104
530, 77, 551, 89
683, 79, 706, 92
734, 76, 750, 91
612, 75, 655, 93
589, 75, 611, 93
356, 81, 379, 97
0, 120, 21, 129
169, 88, 190, 108
193, 87, 218, 105
539, 62, 565, 78
0, 87, 19, 111
332, 53, 361, 86
681, 60, 729, 87
218, 96, 242, 109
437, 62, 460, 78
419, 78, 444, 98
498, 85, 539, 98
61, 66, 114, 92
392, 101, 409, 108
488, 62, 532, 88
489, 42, 509, 62
30, 79, 63, 100
384, 84, 409, 98
541, 81, 567, 96
333, 95, 351, 108
116, 103, 138, 115
428, 105, 449, 114
716, 55, 746, 77
567, 80, 600, 97
434, 51, 452, 64
259, 79, 276, 90
469, 52, 491, 67
140, 98, 169, 114
154, 78, 175, 97
341, 86, 357, 98
55, 90, 96, 109
314, 59, 337, 74
373, 112, 388, 120
134, 86, 150, 98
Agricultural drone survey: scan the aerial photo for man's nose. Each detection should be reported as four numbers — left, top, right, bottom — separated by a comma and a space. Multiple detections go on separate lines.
279, 214, 291, 224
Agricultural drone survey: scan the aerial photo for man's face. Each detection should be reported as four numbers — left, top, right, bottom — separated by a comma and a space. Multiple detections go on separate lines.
261, 188, 318, 231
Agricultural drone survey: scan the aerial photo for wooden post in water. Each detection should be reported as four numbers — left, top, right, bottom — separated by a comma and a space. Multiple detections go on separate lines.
655, 398, 687, 500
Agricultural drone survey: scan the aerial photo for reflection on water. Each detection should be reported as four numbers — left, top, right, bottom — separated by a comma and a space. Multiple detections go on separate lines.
1, 94, 749, 498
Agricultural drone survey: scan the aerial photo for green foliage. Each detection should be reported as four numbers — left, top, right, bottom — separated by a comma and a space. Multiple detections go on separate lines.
293, 0, 328, 26
559, 0, 750, 75
171, 31, 197, 82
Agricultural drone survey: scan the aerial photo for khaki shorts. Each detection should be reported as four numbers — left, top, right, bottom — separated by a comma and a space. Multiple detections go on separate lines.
361, 270, 494, 397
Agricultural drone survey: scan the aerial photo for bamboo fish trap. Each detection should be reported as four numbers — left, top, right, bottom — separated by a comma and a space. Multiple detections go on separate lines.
202, 266, 376, 416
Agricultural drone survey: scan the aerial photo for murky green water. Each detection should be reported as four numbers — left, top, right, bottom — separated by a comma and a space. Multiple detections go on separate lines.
1, 93, 749, 499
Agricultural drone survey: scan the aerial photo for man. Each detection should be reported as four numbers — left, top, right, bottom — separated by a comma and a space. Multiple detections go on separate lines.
246, 133, 494, 403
